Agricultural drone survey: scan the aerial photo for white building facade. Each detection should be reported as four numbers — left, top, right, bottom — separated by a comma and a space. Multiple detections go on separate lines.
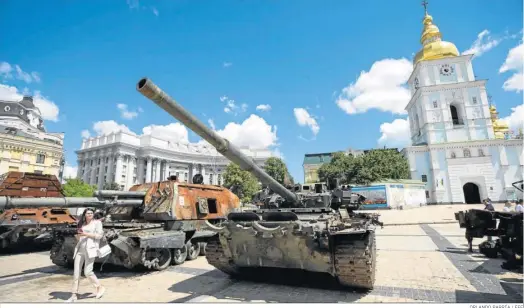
76, 131, 273, 190
402, 8, 523, 204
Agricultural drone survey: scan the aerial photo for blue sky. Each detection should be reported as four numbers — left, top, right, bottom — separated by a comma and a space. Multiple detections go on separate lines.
0, 0, 522, 183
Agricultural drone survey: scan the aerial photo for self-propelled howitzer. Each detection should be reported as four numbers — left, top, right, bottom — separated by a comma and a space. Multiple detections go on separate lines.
136, 77, 383, 290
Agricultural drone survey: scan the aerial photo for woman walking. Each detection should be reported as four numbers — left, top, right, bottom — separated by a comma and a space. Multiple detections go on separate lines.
67, 208, 106, 302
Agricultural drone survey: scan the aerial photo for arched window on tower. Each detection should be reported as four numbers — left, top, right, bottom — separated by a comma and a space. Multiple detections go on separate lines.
463, 148, 471, 158
478, 149, 484, 156
450, 105, 462, 125
450, 151, 456, 159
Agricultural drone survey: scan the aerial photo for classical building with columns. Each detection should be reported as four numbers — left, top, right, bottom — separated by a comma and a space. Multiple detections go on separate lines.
76, 131, 273, 190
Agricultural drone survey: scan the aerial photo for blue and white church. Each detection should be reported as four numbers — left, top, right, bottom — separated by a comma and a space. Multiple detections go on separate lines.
402, 6, 523, 204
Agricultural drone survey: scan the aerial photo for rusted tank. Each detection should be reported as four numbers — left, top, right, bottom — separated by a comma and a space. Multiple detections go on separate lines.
136, 77, 383, 290
49, 175, 242, 271
0, 172, 76, 250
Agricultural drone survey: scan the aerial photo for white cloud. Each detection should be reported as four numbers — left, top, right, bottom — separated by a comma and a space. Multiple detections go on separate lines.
208, 118, 216, 130
501, 104, 524, 132
499, 43, 524, 92
142, 123, 189, 143
152, 7, 159, 16
223, 62, 232, 68
117, 103, 139, 119
214, 114, 278, 150
293, 107, 320, 136
92, 120, 134, 136
256, 104, 271, 111
0, 83, 60, 122
463, 30, 504, 58
377, 118, 411, 148
126, 0, 159, 16
0, 61, 40, 83
62, 164, 78, 180
81, 129, 91, 139
219, 95, 247, 115
336, 58, 413, 115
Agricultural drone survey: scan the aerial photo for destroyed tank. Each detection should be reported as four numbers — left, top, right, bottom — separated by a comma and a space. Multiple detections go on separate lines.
0, 172, 76, 250
136, 77, 384, 290
48, 175, 241, 271
455, 180, 523, 270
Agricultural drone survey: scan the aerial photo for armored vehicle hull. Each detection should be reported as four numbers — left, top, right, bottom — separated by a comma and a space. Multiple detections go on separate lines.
136, 77, 383, 290
205, 209, 378, 289
50, 178, 240, 271
0, 172, 76, 250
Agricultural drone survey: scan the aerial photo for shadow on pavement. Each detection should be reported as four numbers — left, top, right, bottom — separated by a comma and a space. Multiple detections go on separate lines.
168, 268, 368, 303
48, 292, 94, 301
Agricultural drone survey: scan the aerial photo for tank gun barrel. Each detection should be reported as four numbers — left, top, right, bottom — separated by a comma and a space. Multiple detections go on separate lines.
93, 190, 147, 198
136, 77, 298, 204
0, 196, 143, 210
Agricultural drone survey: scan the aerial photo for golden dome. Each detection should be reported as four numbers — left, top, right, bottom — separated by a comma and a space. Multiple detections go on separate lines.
489, 105, 509, 139
413, 9, 460, 64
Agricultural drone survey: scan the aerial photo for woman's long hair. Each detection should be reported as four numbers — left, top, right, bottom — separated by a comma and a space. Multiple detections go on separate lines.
78, 208, 95, 229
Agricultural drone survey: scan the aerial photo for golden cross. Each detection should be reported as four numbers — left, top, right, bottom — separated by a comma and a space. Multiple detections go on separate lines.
422, 0, 429, 14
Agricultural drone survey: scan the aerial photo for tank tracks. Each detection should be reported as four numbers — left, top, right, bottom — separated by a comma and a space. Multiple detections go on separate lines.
50, 238, 74, 268
205, 235, 240, 276
333, 231, 376, 290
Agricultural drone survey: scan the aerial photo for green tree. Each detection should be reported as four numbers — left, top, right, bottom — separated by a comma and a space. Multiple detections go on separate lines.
318, 149, 410, 186
222, 163, 261, 202
103, 182, 120, 190
62, 178, 97, 197
263, 157, 294, 185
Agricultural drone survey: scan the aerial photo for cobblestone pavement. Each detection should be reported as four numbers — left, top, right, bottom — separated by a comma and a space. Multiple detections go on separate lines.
0, 204, 521, 303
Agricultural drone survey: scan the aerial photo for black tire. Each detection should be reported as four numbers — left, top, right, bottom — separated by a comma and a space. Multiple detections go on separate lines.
186, 242, 201, 261
172, 246, 188, 265
50, 238, 74, 268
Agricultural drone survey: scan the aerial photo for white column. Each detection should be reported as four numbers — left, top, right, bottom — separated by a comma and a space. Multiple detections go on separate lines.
146, 157, 152, 183
106, 154, 114, 184
137, 158, 144, 184
163, 161, 169, 180
97, 155, 106, 189
76, 159, 83, 179
89, 158, 97, 185
114, 154, 123, 187
155, 160, 161, 181
126, 157, 135, 189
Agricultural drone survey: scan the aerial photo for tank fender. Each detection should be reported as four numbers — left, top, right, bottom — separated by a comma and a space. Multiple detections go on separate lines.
138, 231, 186, 249
261, 212, 298, 222
189, 230, 217, 243
331, 229, 369, 236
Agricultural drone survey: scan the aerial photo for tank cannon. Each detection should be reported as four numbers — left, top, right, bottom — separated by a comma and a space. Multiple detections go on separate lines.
137, 77, 383, 290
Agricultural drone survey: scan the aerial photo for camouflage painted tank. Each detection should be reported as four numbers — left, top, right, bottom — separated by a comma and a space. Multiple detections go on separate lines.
49, 176, 241, 271
136, 77, 383, 290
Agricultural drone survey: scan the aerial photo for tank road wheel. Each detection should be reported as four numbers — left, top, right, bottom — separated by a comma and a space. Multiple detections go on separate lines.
198, 242, 207, 256
334, 231, 377, 291
205, 235, 239, 277
145, 248, 172, 271
186, 242, 201, 261
172, 246, 188, 265
50, 239, 74, 269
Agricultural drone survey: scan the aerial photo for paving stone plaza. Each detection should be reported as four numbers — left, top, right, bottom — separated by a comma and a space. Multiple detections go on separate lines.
0, 204, 521, 303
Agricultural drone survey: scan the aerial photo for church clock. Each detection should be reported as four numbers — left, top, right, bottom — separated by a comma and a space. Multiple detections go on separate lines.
439, 64, 454, 76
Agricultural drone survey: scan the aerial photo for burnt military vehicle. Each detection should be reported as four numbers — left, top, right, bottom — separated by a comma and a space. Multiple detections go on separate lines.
0, 172, 77, 250
455, 180, 523, 270
49, 176, 242, 271
136, 77, 383, 290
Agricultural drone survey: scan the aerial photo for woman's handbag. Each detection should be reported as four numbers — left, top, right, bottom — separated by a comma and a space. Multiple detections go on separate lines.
97, 236, 112, 258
